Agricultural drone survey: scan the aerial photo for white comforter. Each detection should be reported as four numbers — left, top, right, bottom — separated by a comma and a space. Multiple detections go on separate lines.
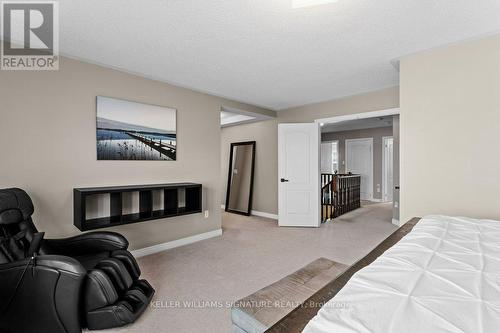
303, 215, 500, 333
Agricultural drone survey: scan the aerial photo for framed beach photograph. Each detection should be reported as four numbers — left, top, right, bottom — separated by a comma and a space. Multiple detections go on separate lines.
96, 96, 177, 160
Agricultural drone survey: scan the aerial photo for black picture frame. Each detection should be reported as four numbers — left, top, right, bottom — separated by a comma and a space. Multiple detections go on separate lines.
225, 141, 256, 216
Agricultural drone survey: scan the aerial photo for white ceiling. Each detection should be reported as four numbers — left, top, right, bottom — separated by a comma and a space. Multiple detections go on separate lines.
322, 116, 392, 133
53, 0, 500, 110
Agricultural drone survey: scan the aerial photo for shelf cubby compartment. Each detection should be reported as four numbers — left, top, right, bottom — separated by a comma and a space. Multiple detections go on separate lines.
164, 188, 178, 215
110, 192, 122, 223
185, 186, 202, 213
139, 190, 153, 218
74, 183, 202, 231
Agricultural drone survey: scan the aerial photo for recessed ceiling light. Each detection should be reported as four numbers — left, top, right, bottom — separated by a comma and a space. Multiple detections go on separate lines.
292, 0, 338, 9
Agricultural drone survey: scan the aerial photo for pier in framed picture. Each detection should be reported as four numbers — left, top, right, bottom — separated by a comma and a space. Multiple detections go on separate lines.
96, 96, 177, 160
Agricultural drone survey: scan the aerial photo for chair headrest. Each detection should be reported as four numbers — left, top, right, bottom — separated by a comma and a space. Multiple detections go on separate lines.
0, 188, 34, 225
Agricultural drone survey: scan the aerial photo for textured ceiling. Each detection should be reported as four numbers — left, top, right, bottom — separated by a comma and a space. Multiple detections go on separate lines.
55, 0, 500, 110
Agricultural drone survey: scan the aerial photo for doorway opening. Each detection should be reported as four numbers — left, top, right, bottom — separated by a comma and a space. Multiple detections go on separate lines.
316, 109, 400, 225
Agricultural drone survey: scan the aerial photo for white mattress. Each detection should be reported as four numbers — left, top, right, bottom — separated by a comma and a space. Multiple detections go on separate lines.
303, 215, 500, 333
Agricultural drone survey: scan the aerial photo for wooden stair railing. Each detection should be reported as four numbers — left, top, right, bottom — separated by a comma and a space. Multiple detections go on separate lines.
321, 173, 361, 222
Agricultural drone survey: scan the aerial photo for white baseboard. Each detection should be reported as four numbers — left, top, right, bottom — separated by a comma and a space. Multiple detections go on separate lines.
392, 218, 400, 226
251, 210, 278, 220
131, 229, 223, 258
221, 204, 278, 220
369, 198, 383, 203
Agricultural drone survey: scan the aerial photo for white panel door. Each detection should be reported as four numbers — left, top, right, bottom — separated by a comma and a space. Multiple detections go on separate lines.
278, 123, 320, 227
346, 138, 373, 200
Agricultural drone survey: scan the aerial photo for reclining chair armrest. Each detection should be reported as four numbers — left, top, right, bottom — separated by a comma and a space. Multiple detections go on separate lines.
44, 231, 129, 256
0, 255, 86, 276
0, 255, 86, 333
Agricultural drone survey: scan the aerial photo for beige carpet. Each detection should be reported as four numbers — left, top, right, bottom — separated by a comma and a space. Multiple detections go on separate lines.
104, 202, 397, 333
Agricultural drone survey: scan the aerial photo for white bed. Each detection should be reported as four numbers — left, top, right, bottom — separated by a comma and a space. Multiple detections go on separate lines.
303, 215, 500, 333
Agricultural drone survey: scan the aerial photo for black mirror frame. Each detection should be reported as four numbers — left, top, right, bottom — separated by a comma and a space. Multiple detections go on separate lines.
225, 141, 256, 216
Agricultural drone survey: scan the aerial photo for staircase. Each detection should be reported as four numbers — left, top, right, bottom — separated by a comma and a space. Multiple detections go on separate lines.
321, 173, 361, 222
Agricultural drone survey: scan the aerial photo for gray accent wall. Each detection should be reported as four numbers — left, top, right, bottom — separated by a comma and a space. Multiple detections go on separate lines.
322, 126, 393, 201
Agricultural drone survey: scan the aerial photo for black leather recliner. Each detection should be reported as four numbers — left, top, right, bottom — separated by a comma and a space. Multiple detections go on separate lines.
0, 188, 155, 333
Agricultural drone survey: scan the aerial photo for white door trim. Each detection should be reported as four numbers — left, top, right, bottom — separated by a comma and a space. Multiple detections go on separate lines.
382, 136, 394, 202
345, 138, 374, 201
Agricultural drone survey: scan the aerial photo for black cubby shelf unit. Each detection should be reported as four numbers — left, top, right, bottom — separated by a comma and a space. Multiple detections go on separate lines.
74, 183, 202, 231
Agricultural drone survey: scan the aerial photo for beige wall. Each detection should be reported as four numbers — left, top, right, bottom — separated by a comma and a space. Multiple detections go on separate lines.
221, 119, 278, 215
278, 86, 399, 122
322, 126, 393, 201
400, 34, 500, 223
0, 56, 270, 250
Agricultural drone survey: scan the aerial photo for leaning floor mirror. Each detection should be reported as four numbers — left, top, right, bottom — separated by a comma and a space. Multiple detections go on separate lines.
225, 141, 256, 216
